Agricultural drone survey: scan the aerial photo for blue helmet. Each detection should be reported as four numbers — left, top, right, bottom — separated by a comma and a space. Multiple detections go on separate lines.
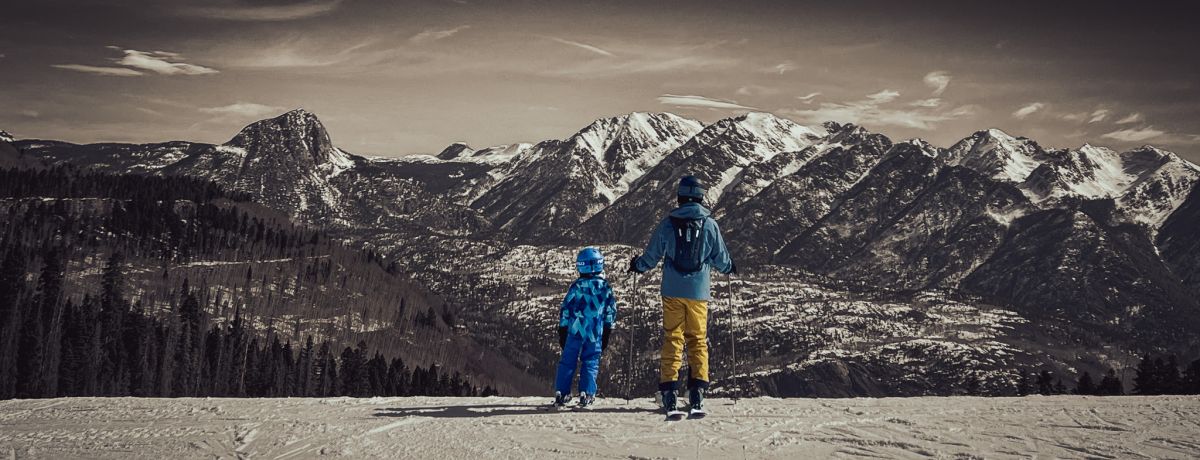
575, 247, 604, 275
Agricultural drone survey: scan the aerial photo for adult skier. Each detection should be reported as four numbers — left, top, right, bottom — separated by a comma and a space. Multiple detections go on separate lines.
628, 175, 735, 419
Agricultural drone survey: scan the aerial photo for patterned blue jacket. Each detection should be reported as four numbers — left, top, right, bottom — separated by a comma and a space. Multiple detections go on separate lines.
559, 275, 617, 343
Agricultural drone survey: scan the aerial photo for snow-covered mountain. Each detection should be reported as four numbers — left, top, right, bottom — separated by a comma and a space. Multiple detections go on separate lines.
585, 112, 823, 242
0, 130, 13, 143
468, 112, 703, 240
9, 108, 1200, 370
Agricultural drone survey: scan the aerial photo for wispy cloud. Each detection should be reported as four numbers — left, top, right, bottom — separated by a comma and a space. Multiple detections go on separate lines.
1012, 102, 1044, 119
173, 0, 346, 21
1102, 126, 1164, 142
410, 25, 471, 43
51, 64, 144, 76
1115, 112, 1143, 124
909, 98, 941, 108
545, 36, 614, 57
1088, 109, 1109, 123
657, 94, 756, 111
771, 62, 797, 75
735, 85, 781, 97
923, 71, 951, 96
53, 47, 217, 77
865, 89, 900, 104
200, 102, 285, 118
785, 90, 975, 130
796, 92, 821, 103
115, 49, 218, 75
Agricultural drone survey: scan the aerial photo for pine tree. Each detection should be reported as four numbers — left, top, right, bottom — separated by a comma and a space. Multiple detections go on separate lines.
1133, 354, 1157, 395
173, 285, 204, 397
1015, 371, 1031, 396
296, 336, 315, 397
1036, 370, 1055, 395
99, 252, 129, 395
1182, 359, 1200, 395
1161, 356, 1181, 395
1098, 368, 1124, 396
0, 248, 27, 399
1074, 372, 1096, 395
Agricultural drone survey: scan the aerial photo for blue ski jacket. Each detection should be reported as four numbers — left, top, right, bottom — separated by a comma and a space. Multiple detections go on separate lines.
559, 275, 617, 343
633, 203, 734, 301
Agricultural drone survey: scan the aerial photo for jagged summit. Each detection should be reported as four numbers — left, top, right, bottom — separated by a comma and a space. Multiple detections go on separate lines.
0, 130, 13, 143
225, 109, 350, 170
436, 142, 474, 160
943, 128, 1045, 182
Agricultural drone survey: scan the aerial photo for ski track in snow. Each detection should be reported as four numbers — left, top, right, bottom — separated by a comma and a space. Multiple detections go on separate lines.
1, 396, 1198, 459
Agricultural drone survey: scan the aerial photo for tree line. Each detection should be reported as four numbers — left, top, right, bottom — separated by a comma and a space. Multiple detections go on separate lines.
1014, 354, 1200, 397
0, 247, 496, 400
0, 167, 495, 399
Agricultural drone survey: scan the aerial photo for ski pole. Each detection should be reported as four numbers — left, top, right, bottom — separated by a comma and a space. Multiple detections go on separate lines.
626, 271, 636, 401
728, 273, 739, 404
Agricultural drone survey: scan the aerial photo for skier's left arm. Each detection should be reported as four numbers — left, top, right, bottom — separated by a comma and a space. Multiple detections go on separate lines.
706, 218, 735, 275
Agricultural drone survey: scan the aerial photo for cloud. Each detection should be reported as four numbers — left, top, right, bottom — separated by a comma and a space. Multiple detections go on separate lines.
20, 110, 40, 118
785, 91, 975, 130
796, 92, 821, 103
865, 90, 900, 104
735, 85, 782, 97
51, 64, 144, 76
410, 25, 471, 43
657, 94, 756, 111
545, 36, 614, 57
116, 49, 218, 75
173, 0, 345, 21
1102, 126, 1164, 142
923, 71, 951, 96
1088, 109, 1109, 123
199, 102, 285, 118
771, 62, 797, 75
54, 48, 217, 76
909, 98, 941, 108
1012, 102, 1044, 119
1115, 112, 1143, 124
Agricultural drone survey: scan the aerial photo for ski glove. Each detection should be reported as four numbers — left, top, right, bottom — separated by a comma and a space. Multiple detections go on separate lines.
627, 256, 644, 274
601, 324, 612, 351
558, 326, 567, 348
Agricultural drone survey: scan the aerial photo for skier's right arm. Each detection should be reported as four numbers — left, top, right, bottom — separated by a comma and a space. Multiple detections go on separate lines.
633, 218, 669, 273
559, 280, 577, 327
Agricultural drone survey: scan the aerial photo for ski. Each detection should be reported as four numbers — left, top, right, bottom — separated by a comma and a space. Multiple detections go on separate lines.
687, 408, 707, 419
665, 410, 688, 421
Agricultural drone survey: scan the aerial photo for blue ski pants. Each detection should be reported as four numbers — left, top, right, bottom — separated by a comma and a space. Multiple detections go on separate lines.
555, 335, 603, 396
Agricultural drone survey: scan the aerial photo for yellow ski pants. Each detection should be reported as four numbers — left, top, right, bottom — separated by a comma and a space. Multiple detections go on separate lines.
659, 296, 708, 385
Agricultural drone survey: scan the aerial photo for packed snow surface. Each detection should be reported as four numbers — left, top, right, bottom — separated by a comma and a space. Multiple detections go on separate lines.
2, 396, 1198, 459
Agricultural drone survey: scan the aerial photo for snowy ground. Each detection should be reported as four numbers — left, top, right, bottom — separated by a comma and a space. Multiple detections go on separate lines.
3, 396, 1199, 459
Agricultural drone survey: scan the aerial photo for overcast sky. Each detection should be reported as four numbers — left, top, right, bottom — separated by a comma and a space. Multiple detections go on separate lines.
2, 0, 1199, 162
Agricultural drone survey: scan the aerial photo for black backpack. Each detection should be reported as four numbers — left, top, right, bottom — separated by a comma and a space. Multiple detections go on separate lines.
668, 217, 707, 274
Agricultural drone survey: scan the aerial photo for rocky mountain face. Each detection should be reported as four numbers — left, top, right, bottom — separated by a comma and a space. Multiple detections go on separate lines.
9, 109, 1200, 393
468, 112, 702, 240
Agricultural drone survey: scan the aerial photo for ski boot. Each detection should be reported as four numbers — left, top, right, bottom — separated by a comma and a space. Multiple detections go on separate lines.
576, 392, 596, 410
552, 391, 571, 410
688, 386, 707, 419
661, 389, 686, 421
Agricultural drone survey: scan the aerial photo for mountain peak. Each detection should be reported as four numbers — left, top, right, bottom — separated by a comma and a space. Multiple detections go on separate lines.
436, 142, 474, 160
0, 130, 12, 143
226, 109, 346, 168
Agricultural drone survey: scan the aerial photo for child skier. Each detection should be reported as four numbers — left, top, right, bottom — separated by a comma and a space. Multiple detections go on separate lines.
553, 247, 617, 409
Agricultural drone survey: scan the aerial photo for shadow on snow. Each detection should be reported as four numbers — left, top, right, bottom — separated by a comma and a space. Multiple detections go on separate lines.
373, 403, 658, 418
